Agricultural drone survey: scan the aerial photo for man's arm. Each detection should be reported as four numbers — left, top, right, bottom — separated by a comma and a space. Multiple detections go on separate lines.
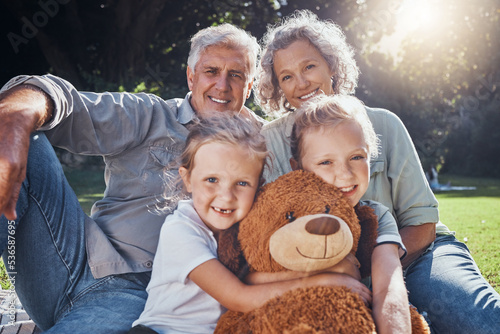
0, 85, 53, 220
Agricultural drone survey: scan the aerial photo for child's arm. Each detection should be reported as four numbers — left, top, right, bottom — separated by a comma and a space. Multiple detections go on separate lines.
245, 253, 360, 282
371, 243, 411, 334
242, 254, 370, 304
189, 258, 371, 313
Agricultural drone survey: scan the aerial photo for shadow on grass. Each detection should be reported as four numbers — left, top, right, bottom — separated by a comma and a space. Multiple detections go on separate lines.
434, 187, 500, 198
64, 167, 106, 214
433, 175, 500, 198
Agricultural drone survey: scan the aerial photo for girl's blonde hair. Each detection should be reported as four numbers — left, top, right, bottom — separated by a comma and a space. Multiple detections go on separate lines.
159, 114, 268, 213
255, 9, 359, 117
290, 95, 379, 166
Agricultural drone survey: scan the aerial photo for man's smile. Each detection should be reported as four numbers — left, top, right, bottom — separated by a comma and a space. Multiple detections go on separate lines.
210, 96, 231, 104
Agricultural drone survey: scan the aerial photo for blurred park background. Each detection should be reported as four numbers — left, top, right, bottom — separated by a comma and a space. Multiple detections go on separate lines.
1, 0, 499, 177
0, 0, 499, 291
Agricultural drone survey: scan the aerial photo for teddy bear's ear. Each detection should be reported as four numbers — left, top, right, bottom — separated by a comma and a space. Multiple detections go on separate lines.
354, 204, 379, 278
217, 223, 249, 280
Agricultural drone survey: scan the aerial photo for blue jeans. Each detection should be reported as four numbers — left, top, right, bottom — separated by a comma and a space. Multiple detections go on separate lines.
0, 133, 149, 333
405, 234, 500, 334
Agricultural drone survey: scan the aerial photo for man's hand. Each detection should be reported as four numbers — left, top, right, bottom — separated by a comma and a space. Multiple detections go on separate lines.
0, 85, 53, 220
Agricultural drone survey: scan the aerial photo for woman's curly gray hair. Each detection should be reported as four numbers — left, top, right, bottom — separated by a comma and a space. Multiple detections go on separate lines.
255, 10, 360, 117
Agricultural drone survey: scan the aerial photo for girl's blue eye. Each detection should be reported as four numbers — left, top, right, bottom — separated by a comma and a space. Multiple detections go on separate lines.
319, 161, 331, 165
282, 75, 291, 82
207, 177, 217, 183
238, 181, 249, 186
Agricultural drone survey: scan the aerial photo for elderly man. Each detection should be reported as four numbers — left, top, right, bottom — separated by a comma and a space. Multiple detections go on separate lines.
0, 23, 261, 333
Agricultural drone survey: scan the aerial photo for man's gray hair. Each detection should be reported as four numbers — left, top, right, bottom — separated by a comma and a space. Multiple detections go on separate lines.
187, 23, 260, 80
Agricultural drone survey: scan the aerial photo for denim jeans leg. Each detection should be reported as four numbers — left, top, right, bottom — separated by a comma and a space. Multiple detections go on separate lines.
0, 132, 89, 329
1, 133, 150, 333
45, 271, 150, 334
405, 234, 500, 334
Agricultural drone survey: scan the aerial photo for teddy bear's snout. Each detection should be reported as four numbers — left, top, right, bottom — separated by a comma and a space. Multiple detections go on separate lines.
305, 216, 340, 236
269, 213, 354, 272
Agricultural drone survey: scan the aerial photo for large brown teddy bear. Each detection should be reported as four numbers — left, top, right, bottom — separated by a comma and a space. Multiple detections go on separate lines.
215, 170, 429, 334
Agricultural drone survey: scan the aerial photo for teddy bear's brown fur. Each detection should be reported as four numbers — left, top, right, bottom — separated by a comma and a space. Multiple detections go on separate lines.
215, 170, 429, 334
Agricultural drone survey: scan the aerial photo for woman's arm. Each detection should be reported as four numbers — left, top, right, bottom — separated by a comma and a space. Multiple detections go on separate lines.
371, 243, 411, 334
399, 223, 436, 269
189, 258, 371, 313
365, 109, 439, 233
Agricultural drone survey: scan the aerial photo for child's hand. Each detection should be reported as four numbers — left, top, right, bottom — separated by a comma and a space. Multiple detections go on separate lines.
314, 272, 372, 306
243, 270, 311, 284
322, 253, 361, 280
244, 253, 362, 285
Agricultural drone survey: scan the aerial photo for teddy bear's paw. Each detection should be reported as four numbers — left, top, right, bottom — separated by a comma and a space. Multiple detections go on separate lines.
214, 310, 251, 334
409, 305, 431, 334
284, 323, 326, 334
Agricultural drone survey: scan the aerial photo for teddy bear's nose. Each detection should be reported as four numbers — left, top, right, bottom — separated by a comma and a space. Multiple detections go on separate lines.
305, 217, 340, 235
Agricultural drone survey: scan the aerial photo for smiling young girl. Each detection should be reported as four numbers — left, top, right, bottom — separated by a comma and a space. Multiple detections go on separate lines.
289, 94, 410, 333
129, 114, 355, 334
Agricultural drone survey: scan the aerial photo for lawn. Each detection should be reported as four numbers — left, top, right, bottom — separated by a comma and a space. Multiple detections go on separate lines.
434, 175, 500, 293
1, 170, 499, 294
63, 167, 107, 214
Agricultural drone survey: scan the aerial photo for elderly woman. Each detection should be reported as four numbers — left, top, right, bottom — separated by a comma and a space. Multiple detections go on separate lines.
256, 9, 500, 334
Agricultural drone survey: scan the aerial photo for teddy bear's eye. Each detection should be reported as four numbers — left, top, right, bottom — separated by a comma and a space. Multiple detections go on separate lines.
325, 205, 331, 214
286, 211, 296, 223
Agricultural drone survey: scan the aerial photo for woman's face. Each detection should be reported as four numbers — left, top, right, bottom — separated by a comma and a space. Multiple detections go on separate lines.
273, 39, 335, 109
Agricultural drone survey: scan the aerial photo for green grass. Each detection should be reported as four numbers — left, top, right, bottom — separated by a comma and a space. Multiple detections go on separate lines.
1, 171, 499, 295
63, 167, 106, 214
434, 175, 500, 293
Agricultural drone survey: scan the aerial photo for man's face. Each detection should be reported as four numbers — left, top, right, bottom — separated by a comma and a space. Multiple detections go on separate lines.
187, 45, 253, 117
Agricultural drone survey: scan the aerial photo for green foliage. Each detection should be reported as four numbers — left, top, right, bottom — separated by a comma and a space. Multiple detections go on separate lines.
356, 0, 500, 177
1, 0, 499, 177
0, 260, 10, 290
442, 98, 500, 177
